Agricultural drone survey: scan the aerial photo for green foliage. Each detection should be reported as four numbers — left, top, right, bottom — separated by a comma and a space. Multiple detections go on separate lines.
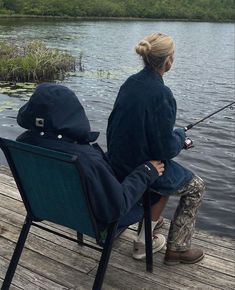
0, 41, 76, 82
3, 0, 23, 13
84, 0, 125, 17
0, 0, 234, 20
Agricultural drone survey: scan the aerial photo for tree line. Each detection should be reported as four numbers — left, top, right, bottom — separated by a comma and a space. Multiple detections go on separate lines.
0, 0, 234, 21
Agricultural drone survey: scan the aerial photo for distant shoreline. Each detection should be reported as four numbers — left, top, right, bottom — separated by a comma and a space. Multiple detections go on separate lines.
0, 14, 234, 23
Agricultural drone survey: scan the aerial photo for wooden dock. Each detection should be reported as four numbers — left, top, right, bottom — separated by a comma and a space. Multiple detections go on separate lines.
0, 165, 234, 290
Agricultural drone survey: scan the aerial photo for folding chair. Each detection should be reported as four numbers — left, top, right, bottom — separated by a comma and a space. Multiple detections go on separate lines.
0, 138, 153, 290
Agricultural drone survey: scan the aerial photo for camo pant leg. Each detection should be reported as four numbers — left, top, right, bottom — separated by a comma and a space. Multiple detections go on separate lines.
167, 175, 205, 251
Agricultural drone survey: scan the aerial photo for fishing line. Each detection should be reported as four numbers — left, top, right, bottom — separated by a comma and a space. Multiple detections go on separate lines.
184, 101, 235, 131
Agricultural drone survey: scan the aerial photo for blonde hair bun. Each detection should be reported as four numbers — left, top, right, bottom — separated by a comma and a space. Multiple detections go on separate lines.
135, 33, 175, 70
135, 40, 152, 56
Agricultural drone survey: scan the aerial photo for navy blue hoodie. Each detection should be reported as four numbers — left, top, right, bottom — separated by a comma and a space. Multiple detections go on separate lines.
16, 83, 161, 229
107, 67, 193, 195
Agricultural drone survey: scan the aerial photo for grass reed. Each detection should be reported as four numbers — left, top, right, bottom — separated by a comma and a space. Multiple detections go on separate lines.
0, 41, 76, 82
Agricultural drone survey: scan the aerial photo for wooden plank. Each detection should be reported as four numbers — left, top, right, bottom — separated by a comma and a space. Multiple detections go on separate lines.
0, 278, 23, 290
2, 167, 234, 252
0, 194, 74, 238
0, 172, 14, 185
1, 169, 234, 251
0, 220, 97, 274
193, 230, 235, 250
0, 206, 226, 290
1, 202, 234, 289
1, 168, 235, 290
0, 256, 68, 290
0, 225, 172, 289
0, 175, 16, 187
111, 246, 227, 290
0, 169, 18, 190
123, 225, 235, 263
3, 208, 233, 288
0, 180, 21, 201
92, 265, 172, 290
0, 236, 95, 289
159, 219, 235, 250
113, 234, 235, 289
0, 194, 26, 216
0, 165, 12, 177
128, 219, 235, 250
2, 193, 234, 266
0, 206, 101, 262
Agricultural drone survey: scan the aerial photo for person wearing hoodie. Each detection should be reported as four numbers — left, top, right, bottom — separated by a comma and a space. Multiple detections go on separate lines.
16, 83, 166, 255
107, 33, 205, 265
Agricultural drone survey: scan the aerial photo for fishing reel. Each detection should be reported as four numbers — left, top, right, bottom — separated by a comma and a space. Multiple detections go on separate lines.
184, 137, 194, 150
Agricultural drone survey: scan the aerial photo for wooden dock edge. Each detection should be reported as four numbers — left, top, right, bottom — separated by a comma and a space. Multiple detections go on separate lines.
0, 165, 234, 290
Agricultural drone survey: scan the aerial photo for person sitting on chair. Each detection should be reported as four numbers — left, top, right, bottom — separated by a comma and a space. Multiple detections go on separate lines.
107, 33, 205, 264
16, 83, 166, 255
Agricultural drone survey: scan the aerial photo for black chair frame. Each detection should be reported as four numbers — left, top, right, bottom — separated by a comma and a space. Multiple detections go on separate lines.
0, 138, 153, 290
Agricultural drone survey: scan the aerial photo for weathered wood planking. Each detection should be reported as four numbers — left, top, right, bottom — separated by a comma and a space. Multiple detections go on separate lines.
0, 166, 235, 290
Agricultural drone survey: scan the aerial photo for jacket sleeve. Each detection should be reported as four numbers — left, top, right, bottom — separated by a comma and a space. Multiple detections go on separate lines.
118, 161, 159, 217
86, 159, 160, 224
146, 86, 186, 160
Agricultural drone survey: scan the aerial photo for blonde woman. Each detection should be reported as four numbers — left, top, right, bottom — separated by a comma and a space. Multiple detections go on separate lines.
107, 33, 205, 265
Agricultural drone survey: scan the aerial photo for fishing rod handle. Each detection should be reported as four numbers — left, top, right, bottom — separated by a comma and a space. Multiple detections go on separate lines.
184, 124, 193, 131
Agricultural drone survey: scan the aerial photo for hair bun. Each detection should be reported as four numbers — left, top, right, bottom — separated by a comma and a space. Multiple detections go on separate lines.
135, 40, 152, 56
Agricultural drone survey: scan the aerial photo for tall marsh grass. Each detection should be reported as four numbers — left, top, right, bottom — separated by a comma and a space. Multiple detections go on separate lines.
0, 41, 76, 82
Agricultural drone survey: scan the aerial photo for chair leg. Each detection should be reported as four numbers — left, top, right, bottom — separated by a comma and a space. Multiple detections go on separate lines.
92, 222, 118, 290
1, 216, 32, 290
143, 191, 153, 272
77, 231, 83, 245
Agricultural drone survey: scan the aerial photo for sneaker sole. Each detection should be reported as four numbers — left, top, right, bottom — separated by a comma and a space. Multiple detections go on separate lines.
164, 253, 205, 266
132, 238, 166, 260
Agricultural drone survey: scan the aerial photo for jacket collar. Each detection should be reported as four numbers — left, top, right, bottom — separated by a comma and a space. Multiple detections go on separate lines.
142, 66, 164, 85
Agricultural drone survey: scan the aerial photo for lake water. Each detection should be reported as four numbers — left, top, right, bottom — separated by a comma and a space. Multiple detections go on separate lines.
0, 18, 234, 238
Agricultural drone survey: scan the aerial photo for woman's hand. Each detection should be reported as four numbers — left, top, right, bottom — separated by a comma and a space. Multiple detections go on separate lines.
150, 160, 165, 176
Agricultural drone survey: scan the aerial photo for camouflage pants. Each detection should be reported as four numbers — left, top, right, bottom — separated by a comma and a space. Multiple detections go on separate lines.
167, 175, 205, 251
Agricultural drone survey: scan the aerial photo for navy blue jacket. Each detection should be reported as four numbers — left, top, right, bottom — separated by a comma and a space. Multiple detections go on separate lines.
107, 67, 193, 195
16, 83, 160, 229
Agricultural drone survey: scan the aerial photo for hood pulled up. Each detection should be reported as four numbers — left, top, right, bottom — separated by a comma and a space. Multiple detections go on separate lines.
17, 83, 99, 143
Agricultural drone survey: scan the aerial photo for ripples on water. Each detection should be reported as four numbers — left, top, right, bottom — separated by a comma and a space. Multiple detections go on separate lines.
0, 19, 234, 237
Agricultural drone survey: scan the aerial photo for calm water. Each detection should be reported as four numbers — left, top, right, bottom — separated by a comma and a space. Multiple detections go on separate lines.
0, 18, 234, 237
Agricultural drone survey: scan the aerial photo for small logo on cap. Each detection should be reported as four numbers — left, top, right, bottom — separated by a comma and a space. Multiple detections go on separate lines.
35, 118, 44, 127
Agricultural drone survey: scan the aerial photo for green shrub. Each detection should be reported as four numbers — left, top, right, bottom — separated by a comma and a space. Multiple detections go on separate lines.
0, 41, 76, 82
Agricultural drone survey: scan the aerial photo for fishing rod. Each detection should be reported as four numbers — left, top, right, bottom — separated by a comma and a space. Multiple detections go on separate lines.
184, 101, 235, 131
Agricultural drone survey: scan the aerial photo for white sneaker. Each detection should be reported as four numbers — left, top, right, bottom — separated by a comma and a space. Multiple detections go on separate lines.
132, 234, 166, 260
